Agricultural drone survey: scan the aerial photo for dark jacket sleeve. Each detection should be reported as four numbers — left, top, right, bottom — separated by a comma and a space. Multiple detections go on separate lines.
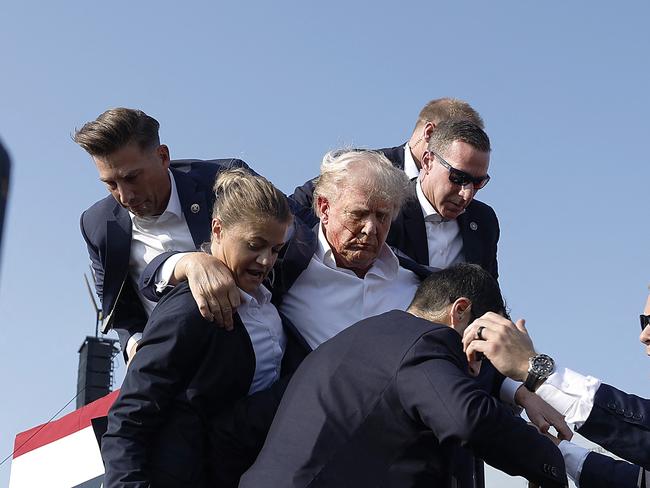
289, 177, 319, 228
101, 287, 213, 488
578, 383, 650, 469
80, 210, 146, 355
579, 451, 646, 488
398, 330, 568, 487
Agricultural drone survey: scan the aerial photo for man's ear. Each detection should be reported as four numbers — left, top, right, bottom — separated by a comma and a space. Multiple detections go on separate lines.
420, 150, 434, 174
211, 218, 224, 243
449, 297, 472, 332
423, 121, 436, 142
316, 196, 330, 224
157, 144, 171, 169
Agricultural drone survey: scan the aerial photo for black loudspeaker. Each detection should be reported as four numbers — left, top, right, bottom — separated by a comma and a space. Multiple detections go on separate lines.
77, 336, 119, 408
0, 139, 10, 270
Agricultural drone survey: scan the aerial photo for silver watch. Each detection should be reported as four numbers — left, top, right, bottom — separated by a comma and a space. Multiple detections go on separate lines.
523, 354, 555, 392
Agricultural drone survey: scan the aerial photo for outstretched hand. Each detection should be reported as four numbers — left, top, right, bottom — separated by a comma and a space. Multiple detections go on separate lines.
516, 387, 573, 441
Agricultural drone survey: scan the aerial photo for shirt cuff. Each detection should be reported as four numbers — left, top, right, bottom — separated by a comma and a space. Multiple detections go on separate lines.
536, 364, 601, 428
126, 333, 142, 358
500, 378, 523, 407
155, 252, 189, 294
558, 440, 590, 486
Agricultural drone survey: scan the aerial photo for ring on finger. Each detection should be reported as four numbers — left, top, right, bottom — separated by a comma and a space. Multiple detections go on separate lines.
477, 326, 486, 340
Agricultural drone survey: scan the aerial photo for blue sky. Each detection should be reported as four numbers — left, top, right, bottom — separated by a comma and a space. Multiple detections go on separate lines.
1, 1, 649, 486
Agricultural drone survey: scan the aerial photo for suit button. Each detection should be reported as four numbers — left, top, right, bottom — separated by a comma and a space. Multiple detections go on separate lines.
550, 466, 558, 477
607, 402, 617, 410
633, 414, 643, 421
624, 411, 633, 418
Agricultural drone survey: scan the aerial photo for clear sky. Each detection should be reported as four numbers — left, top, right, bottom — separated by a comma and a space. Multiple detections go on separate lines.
1, 1, 649, 486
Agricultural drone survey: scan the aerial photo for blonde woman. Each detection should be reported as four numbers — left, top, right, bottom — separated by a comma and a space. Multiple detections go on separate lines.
102, 169, 300, 488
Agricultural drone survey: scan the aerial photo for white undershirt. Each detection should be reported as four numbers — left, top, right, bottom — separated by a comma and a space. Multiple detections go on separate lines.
403, 143, 421, 179
415, 177, 465, 269
279, 224, 420, 350
127, 171, 196, 350
238, 285, 287, 394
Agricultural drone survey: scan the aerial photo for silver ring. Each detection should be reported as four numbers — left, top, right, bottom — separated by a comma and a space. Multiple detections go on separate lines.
477, 326, 486, 340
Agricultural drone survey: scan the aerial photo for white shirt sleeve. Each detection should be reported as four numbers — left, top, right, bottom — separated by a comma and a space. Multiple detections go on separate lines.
500, 378, 523, 412
558, 440, 591, 487
536, 365, 602, 427
154, 252, 189, 294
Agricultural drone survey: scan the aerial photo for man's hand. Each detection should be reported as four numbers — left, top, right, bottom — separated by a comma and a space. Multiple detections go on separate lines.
516, 386, 573, 441
173, 252, 240, 330
462, 312, 535, 382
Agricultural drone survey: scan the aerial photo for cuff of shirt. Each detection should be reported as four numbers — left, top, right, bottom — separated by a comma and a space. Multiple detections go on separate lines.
126, 333, 143, 358
558, 440, 590, 486
500, 378, 523, 410
154, 252, 189, 295
536, 364, 601, 427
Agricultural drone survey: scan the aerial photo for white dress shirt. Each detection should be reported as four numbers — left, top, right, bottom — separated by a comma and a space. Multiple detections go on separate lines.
403, 143, 421, 179
126, 171, 196, 350
415, 178, 465, 269
280, 225, 420, 350
238, 285, 287, 394
536, 365, 602, 428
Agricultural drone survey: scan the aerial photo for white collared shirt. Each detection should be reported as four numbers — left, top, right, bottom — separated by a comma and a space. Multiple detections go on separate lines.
415, 177, 465, 269
128, 170, 195, 317
238, 285, 287, 394
279, 224, 420, 350
403, 144, 420, 179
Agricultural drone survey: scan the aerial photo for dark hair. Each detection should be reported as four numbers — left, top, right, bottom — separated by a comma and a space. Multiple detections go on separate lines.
74, 107, 160, 157
428, 119, 491, 155
414, 98, 484, 132
409, 263, 507, 321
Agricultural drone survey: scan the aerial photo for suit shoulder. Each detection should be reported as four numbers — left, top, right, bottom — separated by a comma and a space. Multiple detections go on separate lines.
80, 195, 118, 236
467, 198, 498, 222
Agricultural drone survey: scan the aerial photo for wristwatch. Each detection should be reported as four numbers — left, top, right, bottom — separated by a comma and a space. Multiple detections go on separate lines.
523, 354, 555, 392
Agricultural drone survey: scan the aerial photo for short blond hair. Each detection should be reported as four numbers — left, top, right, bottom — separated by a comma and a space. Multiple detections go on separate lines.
413, 98, 484, 133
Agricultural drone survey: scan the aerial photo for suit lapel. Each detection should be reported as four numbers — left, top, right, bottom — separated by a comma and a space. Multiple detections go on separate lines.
173, 168, 212, 248
102, 203, 132, 319
457, 210, 480, 265
402, 180, 429, 265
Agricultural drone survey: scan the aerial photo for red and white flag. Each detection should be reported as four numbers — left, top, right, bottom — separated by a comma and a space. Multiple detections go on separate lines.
9, 390, 118, 488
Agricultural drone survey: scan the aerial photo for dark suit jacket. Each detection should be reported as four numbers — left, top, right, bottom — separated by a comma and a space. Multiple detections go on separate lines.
387, 178, 500, 279
80, 158, 249, 354
240, 310, 567, 488
578, 383, 650, 470
580, 451, 646, 488
101, 282, 306, 488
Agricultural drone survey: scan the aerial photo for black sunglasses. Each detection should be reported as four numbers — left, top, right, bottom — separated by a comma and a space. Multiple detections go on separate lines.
429, 150, 490, 190
641, 314, 650, 331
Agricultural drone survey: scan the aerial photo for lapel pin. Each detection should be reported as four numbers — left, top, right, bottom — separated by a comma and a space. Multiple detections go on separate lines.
470, 222, 478, 231
191, 203, 200, 214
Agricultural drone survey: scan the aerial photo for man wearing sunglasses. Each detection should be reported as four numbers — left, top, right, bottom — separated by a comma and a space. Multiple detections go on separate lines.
387, 119, 499, 278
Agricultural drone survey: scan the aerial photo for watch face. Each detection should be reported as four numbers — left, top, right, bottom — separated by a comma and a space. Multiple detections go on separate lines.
531, 355, 554, 376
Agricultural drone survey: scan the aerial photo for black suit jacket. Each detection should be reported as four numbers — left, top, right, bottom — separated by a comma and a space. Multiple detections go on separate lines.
241, 310, 567, 488
387, 178, 500, 278
578, 383, 650, 470
80, 158, 249, 354
101, 282, 305, 488
580, 451, 646, 488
